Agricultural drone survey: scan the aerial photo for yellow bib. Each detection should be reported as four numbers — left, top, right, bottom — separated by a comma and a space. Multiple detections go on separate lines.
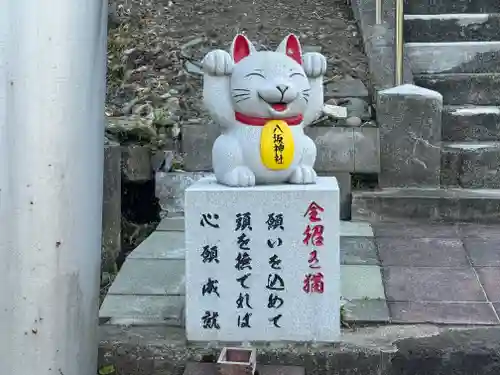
260, 120, 295, 170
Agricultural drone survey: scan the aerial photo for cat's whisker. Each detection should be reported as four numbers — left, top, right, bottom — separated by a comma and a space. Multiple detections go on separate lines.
303, 97, 309, 103
302, 88, 311, 92
233, 88, 251, 92
232, 93, 251, 98
235, 97, 250, 103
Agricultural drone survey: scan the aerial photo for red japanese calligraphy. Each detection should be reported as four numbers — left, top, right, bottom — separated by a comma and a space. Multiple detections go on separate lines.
304, 201, 324, 222
302, 272, 324, 294
307, 250, 320, 269
303, 225, 324, 246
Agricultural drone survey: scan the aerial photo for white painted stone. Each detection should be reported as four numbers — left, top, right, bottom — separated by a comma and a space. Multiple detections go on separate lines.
406, 41, 500, 74
444, 141, 500, 150
185, 176, 340, 342
380, 84, 443, 100
449, 106, 500, 116
404, 14, 489, 27
323, 104, 348, 118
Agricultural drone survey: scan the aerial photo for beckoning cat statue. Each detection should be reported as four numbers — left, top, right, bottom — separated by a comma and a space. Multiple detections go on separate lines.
202, 34, 327, 187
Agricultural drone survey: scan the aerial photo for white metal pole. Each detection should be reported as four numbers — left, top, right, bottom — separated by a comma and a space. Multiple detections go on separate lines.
0, 0, 107, 374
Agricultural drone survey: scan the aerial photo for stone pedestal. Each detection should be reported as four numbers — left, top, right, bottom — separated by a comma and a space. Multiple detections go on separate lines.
185, 177, 340, 342
377, 84, 443, 188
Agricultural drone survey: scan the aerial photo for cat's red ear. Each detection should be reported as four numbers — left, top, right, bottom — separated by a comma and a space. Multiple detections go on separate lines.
231, 34, 253, 63
279, 34, 302, 65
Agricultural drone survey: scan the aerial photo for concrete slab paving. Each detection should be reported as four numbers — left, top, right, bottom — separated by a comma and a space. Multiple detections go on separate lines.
382, 266, 486, 302
377, 237, 469, 267
476, 267, 500, 302
107, 259, 185, 296
343, 298, 390, 323
463, 237, 500, 266
100, 295, 184, 326
101, 219, 500, 327
340, 265, 386, 300
460, 223, 500, 238
157, 216, 185, 231
340, 237, 379, 265
339, 220, 373, 237
373, 222, 460, 238
494, 303, 500, 316
388, 301, 499, 325
128, 231, 185, 260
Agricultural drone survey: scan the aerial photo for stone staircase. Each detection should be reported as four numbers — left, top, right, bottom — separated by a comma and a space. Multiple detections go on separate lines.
406, 2, 500, 189
352, 0, 500, 222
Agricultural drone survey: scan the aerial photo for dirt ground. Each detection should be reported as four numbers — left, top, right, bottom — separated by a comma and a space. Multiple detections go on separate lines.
159, 0, 367, 78
106, 0, 368, 146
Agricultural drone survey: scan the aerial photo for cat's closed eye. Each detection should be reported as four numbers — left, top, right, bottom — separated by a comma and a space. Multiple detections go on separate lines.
245, 72, 266, 79
289, 72, 305, 78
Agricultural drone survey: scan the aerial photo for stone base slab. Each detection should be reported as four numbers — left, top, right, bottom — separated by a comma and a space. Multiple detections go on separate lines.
99, 324, 500, 375
183, 362, 303, 375
184, 176, 340, 342
352, 187, 500, 222
157, 172, 353, 220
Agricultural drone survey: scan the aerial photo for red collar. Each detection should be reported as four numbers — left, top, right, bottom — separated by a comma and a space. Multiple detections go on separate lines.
235, 112, 303, 126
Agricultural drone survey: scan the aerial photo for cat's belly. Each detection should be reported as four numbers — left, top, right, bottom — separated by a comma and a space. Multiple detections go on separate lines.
232, 125, 303, 184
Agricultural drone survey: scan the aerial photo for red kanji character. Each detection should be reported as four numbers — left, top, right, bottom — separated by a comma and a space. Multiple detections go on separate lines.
302, 272, 325, 294
304, 201, 324, 222
308, 250, 321, 269
303, 225, 324, 246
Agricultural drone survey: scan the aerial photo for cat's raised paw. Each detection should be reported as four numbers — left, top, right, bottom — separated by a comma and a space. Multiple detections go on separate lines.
302, 52, 327, 78
202, 50, 234, 76
288, 165, 317, 184
222, 166, 256, 187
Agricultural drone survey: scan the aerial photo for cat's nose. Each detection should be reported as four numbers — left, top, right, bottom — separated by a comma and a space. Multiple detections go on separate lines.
276, 84, 289, 95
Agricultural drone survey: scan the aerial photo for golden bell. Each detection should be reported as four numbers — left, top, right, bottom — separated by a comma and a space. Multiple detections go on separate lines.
260, 120, 295, 170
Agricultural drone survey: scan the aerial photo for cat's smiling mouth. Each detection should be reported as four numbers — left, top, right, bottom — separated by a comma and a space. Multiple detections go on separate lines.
270, 103, 287, 112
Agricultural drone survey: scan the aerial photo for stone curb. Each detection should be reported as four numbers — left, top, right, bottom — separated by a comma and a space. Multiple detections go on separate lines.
98, 325, 500, 375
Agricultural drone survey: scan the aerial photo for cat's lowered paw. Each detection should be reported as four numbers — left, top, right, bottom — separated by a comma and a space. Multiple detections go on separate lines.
222, 166, 256, 187
302, 52, 327, 78
202, 50, 234, 76
288, 165, 317, 184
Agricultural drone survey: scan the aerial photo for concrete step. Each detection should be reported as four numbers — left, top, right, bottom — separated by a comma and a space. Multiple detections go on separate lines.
155, 171, 353, 219
406, 42, 500, 74
181, 121, 380, 174
352, 188, 500, 223
441, 142, 500, 188
413, 73, 500, 105
405, 14, 500, 43
442, 105, 500, 142
404, 0, 500, 15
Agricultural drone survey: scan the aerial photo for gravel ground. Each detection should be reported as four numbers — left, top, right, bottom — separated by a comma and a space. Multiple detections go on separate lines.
106, 0, 368, 148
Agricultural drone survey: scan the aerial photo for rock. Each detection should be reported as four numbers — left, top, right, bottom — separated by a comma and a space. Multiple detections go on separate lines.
184, 61, 203, 76
151, 150, 176, 172
323, 104, 348, 119
338, 97, 372, 120
180, 37, 207, 59
155, 55, 171, 69
325, 76, 369, 100
156, 171, 213, 215
345, 116, 362, 127
303, 45, 323, 53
